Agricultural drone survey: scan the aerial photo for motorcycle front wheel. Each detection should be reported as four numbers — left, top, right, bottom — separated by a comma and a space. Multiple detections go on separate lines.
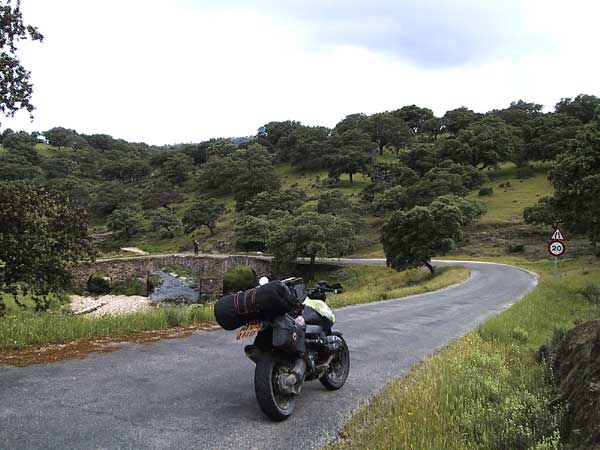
320, 334, 350, 390
254, 355, 297, 421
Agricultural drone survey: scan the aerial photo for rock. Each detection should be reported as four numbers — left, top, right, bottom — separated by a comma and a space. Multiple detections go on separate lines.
553, 319, 600, 450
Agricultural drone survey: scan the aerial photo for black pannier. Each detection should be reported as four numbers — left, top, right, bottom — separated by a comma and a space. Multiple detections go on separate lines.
272, 315, 305, 353
214, 280, 299, 330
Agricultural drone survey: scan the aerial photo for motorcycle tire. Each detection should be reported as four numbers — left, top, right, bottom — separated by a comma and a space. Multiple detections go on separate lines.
254, 355, 297, 421
319, 333, 350, 390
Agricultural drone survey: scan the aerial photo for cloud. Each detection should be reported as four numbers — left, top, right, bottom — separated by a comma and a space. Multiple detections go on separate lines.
192, 0, 546, 68
2, 0, 598, 144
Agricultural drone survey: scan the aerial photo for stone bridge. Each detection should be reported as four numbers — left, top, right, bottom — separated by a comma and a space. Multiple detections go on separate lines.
72, 254, 273, 296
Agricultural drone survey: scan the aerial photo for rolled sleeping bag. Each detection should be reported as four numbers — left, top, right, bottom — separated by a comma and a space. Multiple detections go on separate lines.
214, 280, 299, 331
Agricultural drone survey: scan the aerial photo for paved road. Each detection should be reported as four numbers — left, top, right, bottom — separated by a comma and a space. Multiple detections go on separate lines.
0, 260, 536, 450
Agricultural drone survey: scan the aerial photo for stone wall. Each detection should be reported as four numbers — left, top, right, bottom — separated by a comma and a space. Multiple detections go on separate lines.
72, 254, 273, 296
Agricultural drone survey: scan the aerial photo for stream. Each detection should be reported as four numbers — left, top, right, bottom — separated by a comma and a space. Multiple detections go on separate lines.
149, 270, 200, 304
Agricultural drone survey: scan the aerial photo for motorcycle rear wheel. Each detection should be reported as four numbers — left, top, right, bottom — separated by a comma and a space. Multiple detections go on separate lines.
254, 356, 297, 421
320, 334, 350, 390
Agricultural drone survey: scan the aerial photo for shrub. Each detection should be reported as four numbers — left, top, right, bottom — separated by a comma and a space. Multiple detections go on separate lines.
508, 244, 526, 253
579, 284, 600, 307
479, 187, 494, 196
510, 327, 529, 343
87, 272, 112, 294
223, 265, 257, 294
517, 165, 536, 179
111, 278, 145, 296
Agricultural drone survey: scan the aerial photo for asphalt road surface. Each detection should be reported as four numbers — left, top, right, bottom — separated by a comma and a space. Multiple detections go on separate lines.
0, 259, 537, 450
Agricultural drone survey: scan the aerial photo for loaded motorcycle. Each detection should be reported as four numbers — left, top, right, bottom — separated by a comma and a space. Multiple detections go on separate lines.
214, 277, 350, 421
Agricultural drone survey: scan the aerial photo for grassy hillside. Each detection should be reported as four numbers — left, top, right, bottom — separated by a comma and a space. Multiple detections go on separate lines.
5, 141, 588, 263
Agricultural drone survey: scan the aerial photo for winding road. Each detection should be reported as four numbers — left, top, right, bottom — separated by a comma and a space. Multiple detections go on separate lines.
0, 259, 537, 450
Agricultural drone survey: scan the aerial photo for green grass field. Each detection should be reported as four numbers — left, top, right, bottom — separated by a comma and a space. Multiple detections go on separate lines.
469, 163, 553, 224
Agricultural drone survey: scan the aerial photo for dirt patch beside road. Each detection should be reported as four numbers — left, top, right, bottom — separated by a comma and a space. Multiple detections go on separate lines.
0, 322, 219, 367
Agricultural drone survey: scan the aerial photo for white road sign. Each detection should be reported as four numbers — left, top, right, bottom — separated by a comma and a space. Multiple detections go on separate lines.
551, 228, 565, 241
548, 240, 566, 257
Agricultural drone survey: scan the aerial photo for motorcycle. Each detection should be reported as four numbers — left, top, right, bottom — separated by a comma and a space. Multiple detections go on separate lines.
235, 277, 350, 421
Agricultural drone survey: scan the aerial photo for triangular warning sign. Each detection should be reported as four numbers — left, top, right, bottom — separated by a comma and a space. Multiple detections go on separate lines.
552, 228, 565, 240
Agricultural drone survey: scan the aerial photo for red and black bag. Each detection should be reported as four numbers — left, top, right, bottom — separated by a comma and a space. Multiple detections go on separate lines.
214, 280, 299, 330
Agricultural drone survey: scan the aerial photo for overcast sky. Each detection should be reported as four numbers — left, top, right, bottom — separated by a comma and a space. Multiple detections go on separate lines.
3, 0, 599, 145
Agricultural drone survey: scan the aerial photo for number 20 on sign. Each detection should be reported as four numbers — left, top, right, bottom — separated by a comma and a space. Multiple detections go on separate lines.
548, 240, 566, 257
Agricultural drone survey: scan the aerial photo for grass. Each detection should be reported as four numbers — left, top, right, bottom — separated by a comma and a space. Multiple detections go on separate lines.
1, 292, 68, 314
0, 264, 469, 350
316, 265, 470, 309
0, 305, 215, 350
326, 256, 599, 450
469, 163, 553, 224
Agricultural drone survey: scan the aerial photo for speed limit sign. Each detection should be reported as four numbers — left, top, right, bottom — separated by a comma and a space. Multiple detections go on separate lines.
548, 240, 566, 257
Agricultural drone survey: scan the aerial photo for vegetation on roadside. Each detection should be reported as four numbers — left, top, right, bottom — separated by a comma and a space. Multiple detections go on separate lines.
317, 265, 469, 309
0, 304, 215, 350
0, 264, 468, 351
327, 257, 598, 450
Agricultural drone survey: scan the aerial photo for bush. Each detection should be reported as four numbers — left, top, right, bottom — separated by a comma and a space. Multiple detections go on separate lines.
479, 187, 494, 196
87, 272, 112, 294
579, 284, 600, 307
111, 278, 145, 296
517, 165, 536, 179
223, 265, 257, 294
508, 244, 526, 253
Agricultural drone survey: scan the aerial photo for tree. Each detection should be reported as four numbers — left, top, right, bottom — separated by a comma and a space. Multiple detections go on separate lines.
316, 190, 351, 215
106, 208, 143, 239
141, 182, 183, 210
0, 154, 40, 180
44, 176, 91, 208
234, 215, 273, 252
433, 194, 487, 225
520, 113, 581, 162
381, 201, 463, 274
256, 120, 302, 156
491, 100, 543, 128
268, 211, 354, 279
91, 182, 137, 217
231, 144, 280, 209
368, 112, 412, 155
325, 129, 374, 183
198, 155, 240, 193
399, 143, 441, 175
524, 114, 600, 246
42, 156, 77, 179
287, 125, 330, 170
161, 152, 194, 186
393, 105, 435, 133
368, 162, 419, 186
149, 207, 179, 238
0, 182, 94, 313
182, 198, 225, 235
0, 0, 44, 124
440, 116, 521, 169
333, 113, 371, 135
442, 107, 482, 134
2, 129, 40, 164
555, 94, 600, 124
100, 159, 151, 184
43, 127, 77, 149
243, 188, 306, 216
372, 185, 410, 215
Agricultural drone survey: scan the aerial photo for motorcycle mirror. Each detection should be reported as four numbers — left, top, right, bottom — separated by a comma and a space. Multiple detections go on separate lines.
258, 276, 269, 286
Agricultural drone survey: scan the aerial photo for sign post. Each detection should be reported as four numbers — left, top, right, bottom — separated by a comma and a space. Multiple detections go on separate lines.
547, 225, 566, 277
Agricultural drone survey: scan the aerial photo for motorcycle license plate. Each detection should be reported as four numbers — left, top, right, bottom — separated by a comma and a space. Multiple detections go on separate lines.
236, 322, 263, 340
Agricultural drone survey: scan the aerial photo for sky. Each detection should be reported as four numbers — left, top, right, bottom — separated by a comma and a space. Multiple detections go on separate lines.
3, 0, 599, 145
